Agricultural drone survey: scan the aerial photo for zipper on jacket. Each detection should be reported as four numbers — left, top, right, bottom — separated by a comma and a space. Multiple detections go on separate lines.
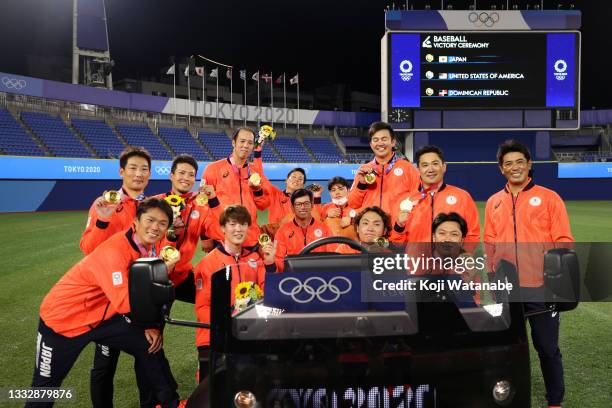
379, 164, 385, 207
512, 193, 520, 271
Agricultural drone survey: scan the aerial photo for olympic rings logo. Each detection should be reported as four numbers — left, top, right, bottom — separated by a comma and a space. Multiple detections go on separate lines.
2, 77, 27, 90
155, 166, 171, 175
278, 276, 352, 303
468, 11, 499, 27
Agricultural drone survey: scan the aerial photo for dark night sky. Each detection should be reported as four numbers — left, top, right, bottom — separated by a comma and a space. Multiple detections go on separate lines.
0, 0, 610, 109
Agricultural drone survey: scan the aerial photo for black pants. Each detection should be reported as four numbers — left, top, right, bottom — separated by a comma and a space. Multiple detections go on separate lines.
27, 315, 179, 408
90, 272, 195, 407
524, 302, 564, 406
197, 345, 210, 383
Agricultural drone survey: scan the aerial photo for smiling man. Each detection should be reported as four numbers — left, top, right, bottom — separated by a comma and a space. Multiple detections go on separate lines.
27, 199, 181, 408
155, 154, 222, 303
348, 121, 420, 214
484, 140, 573, 408
389, 145, 480, 244
194, 205, 276, 381
202, 127, 270, 247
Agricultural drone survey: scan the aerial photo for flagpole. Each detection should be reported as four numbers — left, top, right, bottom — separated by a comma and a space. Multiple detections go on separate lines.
216, 66, 219, 126
283, 72, 287, 129
229, 68, 233, 128
297, 73, 300, 133
257, 71, 260, 128
270, 70, 274, 128
172, 63, 176, 123
187, 67, 191, 126
243, 70, 247, 126
202, 66, 205, 126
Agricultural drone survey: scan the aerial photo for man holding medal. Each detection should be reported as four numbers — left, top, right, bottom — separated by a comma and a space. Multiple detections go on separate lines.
202, 127, 270, 248
348, 121, 420, 214
389, 145, 480, 244
322, 176, 358, 241
80, 146, 152, 255
155, 154, 222, 303
27, 198, 181, 408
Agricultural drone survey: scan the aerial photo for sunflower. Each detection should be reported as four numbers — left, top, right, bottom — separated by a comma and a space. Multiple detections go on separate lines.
254, 283, 263, 300
235, 282, 252, 300
165, 194, 184, 207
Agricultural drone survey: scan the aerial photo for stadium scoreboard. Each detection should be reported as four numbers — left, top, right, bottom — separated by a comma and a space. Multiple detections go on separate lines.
381, 12, 581, 131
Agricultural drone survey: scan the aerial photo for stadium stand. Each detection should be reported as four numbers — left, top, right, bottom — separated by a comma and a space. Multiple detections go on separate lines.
21, 111, 93, 158
302, 136, 344, 163
158, 127, 212, 161
71, 118, 126, 159
270, 136, 312, 163
261, 144, 283, 162
116, 124, 172, 160
0, 108, 46, 156
197, 131, 233, 160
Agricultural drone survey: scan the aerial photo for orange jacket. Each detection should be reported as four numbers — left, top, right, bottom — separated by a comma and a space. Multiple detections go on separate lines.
321, 202, 358, 241
347, 154, 420, 214
203, 158, 270, 246
389, 183, 481, 244
193, 246, 274, 346
41, 229, 157, 337
80, 188, 142, 255
484, 179, 574, 287
274, 218, 334, 271
156, 192, 222, 285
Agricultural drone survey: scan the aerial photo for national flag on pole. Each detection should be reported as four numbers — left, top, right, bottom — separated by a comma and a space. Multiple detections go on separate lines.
166, 65, 175, 75
226, 68, 233, 79
184, 66, 190, 77
210, 68, 218, 78
240, 70, 246, 80
275, 74, 284, 85
290, 74, 299, 85
261, 73, 272, 84
195, 66, 204, 77
251, 72, 259, 81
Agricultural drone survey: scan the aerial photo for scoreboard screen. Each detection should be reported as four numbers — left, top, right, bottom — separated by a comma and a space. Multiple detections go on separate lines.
384, 31, 580, 129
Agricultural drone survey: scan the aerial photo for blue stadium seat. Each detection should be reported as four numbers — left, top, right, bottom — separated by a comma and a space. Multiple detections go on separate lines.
270, 136, 312, 163
303, 137, 344, 163
72, 118, 125, 158
116, 124, 172, 160
21, 111, 92, 158
198, 132, 233, 160
158, 128, 212, 161
0, 109, 46, 156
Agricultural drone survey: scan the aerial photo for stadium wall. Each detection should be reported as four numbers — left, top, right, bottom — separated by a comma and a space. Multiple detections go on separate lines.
1, 157, 610, 213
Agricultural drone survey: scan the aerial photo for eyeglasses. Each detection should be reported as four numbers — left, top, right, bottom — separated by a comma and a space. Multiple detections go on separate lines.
293, 201, 312, 208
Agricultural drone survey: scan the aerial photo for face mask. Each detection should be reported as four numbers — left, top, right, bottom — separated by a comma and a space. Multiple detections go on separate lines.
332, 197, 348, 206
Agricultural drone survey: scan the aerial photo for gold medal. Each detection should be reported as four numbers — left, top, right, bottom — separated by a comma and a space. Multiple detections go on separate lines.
399, 198, 415, 212
375, 237, 389, 248
364, 171, 377, 184
306, 183, 321, 192
258, 233, 271, 246
195, 193, 208, 206
249, 172, 262, 187
160, 246, 180, 263
104, 190, 121, 205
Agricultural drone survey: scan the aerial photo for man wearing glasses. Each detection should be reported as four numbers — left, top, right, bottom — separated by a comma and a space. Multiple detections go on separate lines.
484, 140, 573, 408
274, 189, 334, 271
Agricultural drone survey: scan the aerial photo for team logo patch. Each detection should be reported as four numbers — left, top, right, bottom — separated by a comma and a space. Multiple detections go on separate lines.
112, 272, 123, 286
529, 196, 542, 206
190, 210, 200, 219
349, 209, 357, 218
288, 231, 295, 239
196, 278, 203, 290
222, 171, 230, 178
314, 228, 323, 238
446, 195, 457, 205
394, 168, 403, 176
248, 259, 258, 269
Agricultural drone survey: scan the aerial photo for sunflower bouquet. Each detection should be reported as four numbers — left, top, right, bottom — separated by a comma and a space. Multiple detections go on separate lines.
164, 194, 185, 240
233, 281, 264, 315
256, 124, 277, 146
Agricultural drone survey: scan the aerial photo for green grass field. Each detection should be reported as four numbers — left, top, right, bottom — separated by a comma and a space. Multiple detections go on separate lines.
0, 202, 611, 407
